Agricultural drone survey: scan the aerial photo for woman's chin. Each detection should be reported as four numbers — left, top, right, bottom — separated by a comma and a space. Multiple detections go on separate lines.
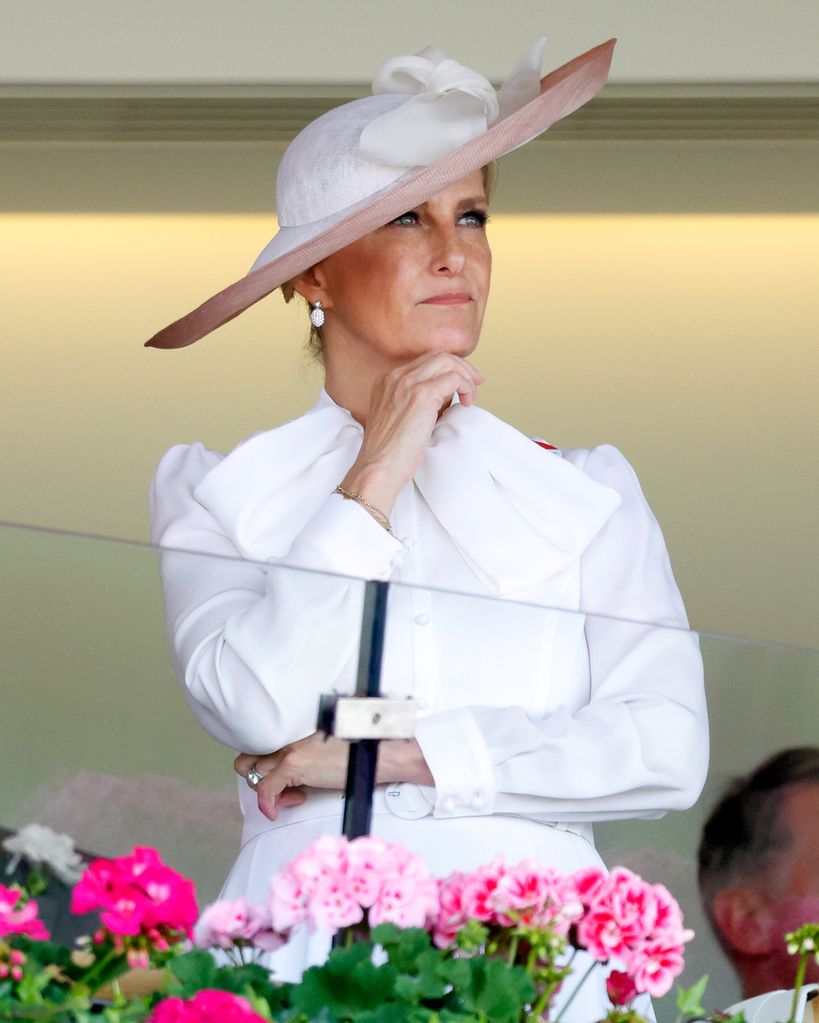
416, 334, 478, 359
409, 322, 480, 358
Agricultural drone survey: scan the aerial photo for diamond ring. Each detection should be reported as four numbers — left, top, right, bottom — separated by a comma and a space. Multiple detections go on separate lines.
247, 762, 264, 787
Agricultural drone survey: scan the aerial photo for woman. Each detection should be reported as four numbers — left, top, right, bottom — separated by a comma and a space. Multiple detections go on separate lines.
149, 38, 708, 1014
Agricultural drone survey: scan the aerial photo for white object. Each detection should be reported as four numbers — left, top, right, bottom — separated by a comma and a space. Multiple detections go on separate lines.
2, 823, 85, 885
726, 986, 819, 1023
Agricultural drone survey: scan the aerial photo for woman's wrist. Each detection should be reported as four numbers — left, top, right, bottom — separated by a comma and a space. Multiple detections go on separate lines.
376, 739, 434, 787
339, 462, 403, 518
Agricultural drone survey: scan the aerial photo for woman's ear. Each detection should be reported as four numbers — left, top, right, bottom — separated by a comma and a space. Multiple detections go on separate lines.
711, 885, 778, 956
292, 264, 333, 310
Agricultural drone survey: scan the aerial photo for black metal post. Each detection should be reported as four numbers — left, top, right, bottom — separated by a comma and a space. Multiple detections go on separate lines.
340, 579, 390, 840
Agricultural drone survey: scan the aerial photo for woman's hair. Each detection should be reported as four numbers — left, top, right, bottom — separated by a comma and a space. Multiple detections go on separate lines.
281, 161, 498, 363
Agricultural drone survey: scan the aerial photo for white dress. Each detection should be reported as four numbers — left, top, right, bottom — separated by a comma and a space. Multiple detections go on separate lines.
150, 390, 708, 1016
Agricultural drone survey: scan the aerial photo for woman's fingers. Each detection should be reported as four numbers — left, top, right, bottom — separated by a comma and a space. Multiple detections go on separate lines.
244, 734, 351, 819
256, 784, 307, 822
234, 751, 280, 788
233, 752, 255, 777
342, 352, 485, 509
278, 786, 307, 808
398, 353, 483, 402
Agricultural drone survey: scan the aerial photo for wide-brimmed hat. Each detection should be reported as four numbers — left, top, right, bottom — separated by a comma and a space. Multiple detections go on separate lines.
146, 36, 615, 350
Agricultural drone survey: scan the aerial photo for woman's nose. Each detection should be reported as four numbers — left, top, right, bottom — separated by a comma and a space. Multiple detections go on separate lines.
430, 228, 466, 274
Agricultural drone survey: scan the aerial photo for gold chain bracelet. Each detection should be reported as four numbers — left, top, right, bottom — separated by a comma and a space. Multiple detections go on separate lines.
333, 485, 394, 536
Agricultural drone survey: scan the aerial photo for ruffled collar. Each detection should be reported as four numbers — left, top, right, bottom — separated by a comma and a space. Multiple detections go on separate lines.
193, 390, 621, 595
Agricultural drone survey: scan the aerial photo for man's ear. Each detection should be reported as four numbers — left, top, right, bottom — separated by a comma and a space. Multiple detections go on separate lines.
292, 264, 333, 310
712, 885, 778, 956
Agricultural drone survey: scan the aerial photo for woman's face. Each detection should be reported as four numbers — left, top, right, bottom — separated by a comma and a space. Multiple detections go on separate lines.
310, 170, 491, 367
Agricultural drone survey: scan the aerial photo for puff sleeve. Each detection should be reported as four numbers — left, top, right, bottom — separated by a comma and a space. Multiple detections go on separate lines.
413, 444, 709, 821
150, 442, 406, 753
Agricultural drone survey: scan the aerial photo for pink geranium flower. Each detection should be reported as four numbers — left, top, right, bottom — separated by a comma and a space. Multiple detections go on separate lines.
459, 858, 507, 922
194, 897, 284, 952
71, 846, 198, 944
572, 865, 693, 997
269, 869, 309, 932
347, 836, 392, 908
627, 939, 686, 998
149, 989, 267, 1022
270, 836, 438, 936
433, 870, 468, 948
307, 875, 363, 932
0, 884, 50, 941
568, 866, 608, 907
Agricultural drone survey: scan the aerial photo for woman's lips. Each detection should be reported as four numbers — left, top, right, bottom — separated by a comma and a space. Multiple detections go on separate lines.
420, 293, 472, 305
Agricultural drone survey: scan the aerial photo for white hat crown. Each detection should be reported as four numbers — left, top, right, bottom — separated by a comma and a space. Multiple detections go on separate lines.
275, 94, 410, 228
274, 38, 548, 231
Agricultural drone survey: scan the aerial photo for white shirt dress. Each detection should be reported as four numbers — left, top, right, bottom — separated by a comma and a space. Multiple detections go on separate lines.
150, 390, 709, 1015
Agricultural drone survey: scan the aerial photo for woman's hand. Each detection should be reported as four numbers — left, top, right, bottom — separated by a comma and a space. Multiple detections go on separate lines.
235, 734, 434, 821
340, 352, 484, 515
234, 734, 348, 821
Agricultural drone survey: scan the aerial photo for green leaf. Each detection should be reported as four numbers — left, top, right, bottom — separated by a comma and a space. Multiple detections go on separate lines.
376, 928, 436, 975
370, 924, 403, 948
358, 1004, 414, 1023
168, 948, 217, 992
293, 944, 398, 1020
676, 975, 709, 1017
443, 958, 534, 1023
392, 953, 449, 1004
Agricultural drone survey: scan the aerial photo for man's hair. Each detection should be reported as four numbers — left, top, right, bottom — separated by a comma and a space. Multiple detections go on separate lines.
698, 747, 819, 924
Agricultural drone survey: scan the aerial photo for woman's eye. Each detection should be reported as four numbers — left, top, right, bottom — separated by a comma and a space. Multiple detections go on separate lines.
460, 209, 489, 227
389, 211, 419, 226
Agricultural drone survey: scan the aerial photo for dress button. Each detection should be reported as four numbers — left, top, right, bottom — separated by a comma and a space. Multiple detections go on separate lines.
414, 613, 431, 626
470, 792, 485, 810
415, 697, 429, 711
441, 795, 456, 814
401, 537, 415, 552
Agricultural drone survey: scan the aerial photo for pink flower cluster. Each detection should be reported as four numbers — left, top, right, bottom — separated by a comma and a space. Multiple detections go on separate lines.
70, 846, 198, 950
434, 858, 582, 948
149, 989, 267, 1023
194, 897, 284, 953
0, 884, 49, 941
573, 866, 694, 998
270, 836, 439, 934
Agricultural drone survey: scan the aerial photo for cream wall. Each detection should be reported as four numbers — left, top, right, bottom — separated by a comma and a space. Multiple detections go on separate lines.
2, 141, 818, 649
3, 0, 819, 83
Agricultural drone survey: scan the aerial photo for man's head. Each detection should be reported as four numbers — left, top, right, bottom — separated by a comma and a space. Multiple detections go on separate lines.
698, 747, 819, 997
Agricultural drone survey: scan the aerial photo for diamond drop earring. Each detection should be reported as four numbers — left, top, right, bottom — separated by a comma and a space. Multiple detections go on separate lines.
310, 301, 325, 328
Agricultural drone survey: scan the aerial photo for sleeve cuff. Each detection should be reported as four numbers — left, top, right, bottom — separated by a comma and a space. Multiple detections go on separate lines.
284, 493, 408, 580
414, 707, 496, 818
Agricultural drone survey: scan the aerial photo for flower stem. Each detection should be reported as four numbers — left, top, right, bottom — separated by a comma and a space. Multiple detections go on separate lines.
78, 946, 124, 994
528, 981, 559, 1023
789, 953, 808, 1023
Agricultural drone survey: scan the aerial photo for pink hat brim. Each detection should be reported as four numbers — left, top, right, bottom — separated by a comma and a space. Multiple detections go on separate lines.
146, 38, 616, 350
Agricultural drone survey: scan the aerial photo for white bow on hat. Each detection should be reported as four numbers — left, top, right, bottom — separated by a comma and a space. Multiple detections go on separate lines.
360, 38, 547, 165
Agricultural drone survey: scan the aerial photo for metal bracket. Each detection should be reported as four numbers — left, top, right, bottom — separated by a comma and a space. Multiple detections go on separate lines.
318, 694, 416, 741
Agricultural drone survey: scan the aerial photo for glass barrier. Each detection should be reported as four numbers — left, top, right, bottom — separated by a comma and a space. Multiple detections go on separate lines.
1, 520, 818, 1015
